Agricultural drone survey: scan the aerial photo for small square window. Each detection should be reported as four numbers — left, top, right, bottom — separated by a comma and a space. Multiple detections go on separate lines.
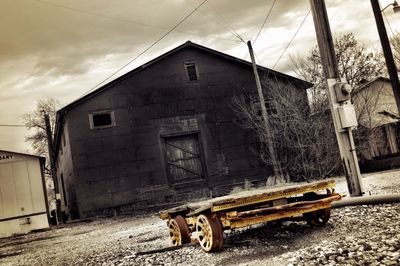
184, 61, 198, 82
251, 99, 277, 117
89, 111, 115, 129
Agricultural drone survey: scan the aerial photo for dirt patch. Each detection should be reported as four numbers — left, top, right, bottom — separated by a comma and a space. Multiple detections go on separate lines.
0, 235, 59, 249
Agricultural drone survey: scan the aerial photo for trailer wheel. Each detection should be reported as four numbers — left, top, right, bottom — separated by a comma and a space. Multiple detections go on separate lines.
305, 208, 331, 227
196, 214, 224, 252
167, 215, 191, 246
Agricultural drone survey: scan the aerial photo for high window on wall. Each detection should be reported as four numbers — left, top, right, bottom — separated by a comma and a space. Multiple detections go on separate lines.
89, 111, 115, 129
184, 61, 199, 82
251, 99, 277, 117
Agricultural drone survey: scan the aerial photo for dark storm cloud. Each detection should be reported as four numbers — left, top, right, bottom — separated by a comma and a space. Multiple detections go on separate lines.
0, 0, 399, 152
0, 0, 307, 67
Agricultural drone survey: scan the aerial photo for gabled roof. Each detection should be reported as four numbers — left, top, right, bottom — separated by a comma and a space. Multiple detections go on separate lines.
53, 41, 312, 161
58, 40, 311, 113
378, 110, 400, 120
353, 76, 391, 95
353, 76, 399, 128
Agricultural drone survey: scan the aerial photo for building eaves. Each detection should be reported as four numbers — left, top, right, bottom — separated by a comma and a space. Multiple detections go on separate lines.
353, 76, 391, 95
57, 40, 312, 114
0, 149, 46, 160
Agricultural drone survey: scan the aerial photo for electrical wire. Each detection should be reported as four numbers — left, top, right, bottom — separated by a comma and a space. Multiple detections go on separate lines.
244, 0, 277, 59
253, 0, 277, 46
33, 0, 237, 43
0, 124, 26, 127
272, 9, 310, 69
383, 11, 395, 37
183, 0, 244, 43
78, 0, 209, 98
203, 1, 245, 43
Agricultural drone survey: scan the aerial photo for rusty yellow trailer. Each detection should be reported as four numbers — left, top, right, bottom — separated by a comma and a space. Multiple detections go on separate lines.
159, 180, 342, 252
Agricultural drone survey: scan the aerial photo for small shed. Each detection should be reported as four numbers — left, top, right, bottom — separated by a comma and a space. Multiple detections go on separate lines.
352, 77, 400, 172
0, 150, 49, 238
353, 77, 400, 159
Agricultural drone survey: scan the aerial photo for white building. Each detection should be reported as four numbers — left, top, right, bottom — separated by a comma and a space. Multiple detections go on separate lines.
353, 77, 399, 160
0, 150, 49, 238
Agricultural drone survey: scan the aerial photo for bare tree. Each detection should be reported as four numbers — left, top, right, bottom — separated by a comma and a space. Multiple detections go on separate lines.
23, 98, 60, 171
290, 33, 386, 112
391, 32, 400, 69
291, 33, 386, 87
232, 80, 340, 182
233, 34, 387, 183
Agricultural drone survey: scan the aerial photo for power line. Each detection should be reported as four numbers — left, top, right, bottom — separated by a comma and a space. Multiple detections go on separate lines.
33, 0, 238, 43
204, 1, 245, 43
79, 0, 209, 98
244, 0, 277, 59
273, 9, 310, 69
383, 11, 395, 37
183, 0, 244, 43
0, 124, 26, 128
253, 0, 277, 46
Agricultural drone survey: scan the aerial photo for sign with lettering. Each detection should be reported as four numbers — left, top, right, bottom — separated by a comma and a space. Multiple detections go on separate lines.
0, 154, 14, 160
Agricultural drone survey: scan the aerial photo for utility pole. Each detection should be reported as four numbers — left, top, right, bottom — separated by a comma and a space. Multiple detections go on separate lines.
309, 0, 363, 196
247, 40, 283, 183
44, 111, 60, 224
370, 0, 400, 113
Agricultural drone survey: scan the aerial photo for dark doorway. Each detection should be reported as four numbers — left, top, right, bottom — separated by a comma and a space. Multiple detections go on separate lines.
163, 133, 205, 186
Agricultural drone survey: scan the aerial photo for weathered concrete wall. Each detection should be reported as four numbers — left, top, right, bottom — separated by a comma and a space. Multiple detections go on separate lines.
60, 46, 303, 217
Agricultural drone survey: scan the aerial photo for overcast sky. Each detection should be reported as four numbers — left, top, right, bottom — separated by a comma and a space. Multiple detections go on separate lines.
1, 0, 399, 154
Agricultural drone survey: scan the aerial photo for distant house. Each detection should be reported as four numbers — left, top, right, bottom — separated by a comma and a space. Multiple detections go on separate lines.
0, 150, 49, 238
53, 41, 311, 219
352, 77, 400, 171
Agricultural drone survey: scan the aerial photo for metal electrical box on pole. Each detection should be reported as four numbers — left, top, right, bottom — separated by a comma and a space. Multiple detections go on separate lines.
309, 0, 363, 197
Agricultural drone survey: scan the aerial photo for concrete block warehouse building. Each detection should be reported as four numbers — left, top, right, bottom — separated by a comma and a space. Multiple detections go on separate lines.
53, 41, 310, 219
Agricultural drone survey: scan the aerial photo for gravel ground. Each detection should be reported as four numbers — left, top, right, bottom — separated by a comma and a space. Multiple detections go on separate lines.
1, 169, 400, 266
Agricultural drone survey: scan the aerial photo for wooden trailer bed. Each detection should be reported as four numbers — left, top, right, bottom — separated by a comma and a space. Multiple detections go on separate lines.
159, 180, 343, 252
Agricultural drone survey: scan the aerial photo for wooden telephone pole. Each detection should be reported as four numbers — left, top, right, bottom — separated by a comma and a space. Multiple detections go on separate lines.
247, 41, 283, 182
309, 0, 363, 196
370, 0, 400, 113
44, 112, 60, 224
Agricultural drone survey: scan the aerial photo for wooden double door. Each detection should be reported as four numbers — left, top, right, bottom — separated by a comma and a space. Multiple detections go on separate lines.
163, 133, 206, 186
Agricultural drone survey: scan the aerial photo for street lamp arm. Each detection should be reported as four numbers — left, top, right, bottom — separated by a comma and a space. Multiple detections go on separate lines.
381, 0, 399, 12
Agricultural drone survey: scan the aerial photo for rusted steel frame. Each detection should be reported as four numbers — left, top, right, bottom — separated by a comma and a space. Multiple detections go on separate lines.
227, 193, 341, 218
160, 212, 170, 219
211, 181, 336, 212
159, 205, 189, 220
186, 216, 197, 232
226, 202, 332, 229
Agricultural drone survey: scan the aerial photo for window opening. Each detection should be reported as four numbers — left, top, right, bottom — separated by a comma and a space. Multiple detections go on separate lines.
89, 111, 115, 129
185, 62, 198, 82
